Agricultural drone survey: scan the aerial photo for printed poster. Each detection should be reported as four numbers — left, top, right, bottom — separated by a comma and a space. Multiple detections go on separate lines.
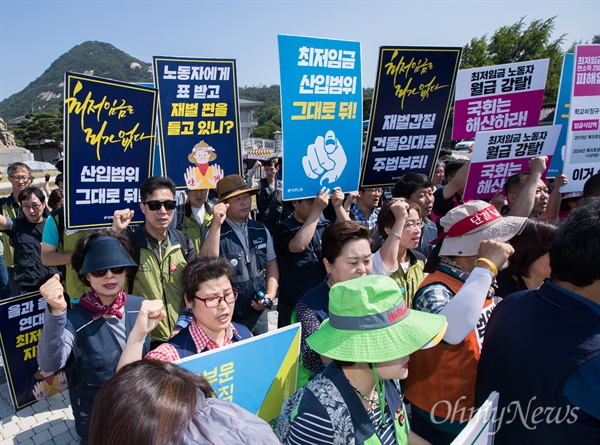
177, 323, 300, 424
154, 57, 242, 189
361, 46, 462, 186
561, 45, 600, 193
63, 72, 157, 230
547, 54, 574, 178
278, 35, 362, 199
0, 293, 67, 411
452, 59, 549, 140
463, 125, 561, 202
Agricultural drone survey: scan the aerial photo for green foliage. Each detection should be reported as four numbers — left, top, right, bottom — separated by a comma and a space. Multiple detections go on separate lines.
12, 111, 63, 147
239, 85, 281, 107
0, 41, 153, 121
461, 17, 566, 103
363, 87, 373, 121
252, 105, 282, 139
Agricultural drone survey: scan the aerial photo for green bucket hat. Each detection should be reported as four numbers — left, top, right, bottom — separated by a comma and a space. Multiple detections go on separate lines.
307, 275, 447, 363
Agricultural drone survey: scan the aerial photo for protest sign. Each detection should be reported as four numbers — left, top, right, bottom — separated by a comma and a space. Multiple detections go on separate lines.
463, 125, 560, 202
177, 323, 300, 423
278, 35, 362, 199
63, 73, 157, 230
0, 292, 67, 411
154, 57, 242, 189
560, 45, 600, 193
361, 46, 461, 186
453, 59, 549, 141
547, 54, 575, 178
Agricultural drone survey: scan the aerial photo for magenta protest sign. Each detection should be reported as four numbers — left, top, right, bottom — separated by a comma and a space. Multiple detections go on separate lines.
453, 59, 549, 141
463, 125, 560, 202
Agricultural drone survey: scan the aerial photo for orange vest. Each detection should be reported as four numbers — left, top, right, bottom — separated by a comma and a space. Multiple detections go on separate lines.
405, 269, 496, 421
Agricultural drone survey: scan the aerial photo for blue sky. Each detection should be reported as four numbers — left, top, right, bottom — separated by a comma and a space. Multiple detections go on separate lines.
0, 0, 598, 101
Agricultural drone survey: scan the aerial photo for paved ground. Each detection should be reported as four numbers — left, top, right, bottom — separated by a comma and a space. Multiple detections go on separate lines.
0, 308, 279, 444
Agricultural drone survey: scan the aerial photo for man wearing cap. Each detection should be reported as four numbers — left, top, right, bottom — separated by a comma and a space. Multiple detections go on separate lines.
476, 198, 600, 444
405, 201, 524, 443
201, 174, 278, 334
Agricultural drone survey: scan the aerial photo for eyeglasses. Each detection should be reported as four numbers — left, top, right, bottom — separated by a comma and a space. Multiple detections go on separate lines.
142, 200, 177, 211
403, 220, 425, 231
90, 267, 127, 278
9, 175, 30, 182
194, 290, 238, 308
22, 204, 42, 211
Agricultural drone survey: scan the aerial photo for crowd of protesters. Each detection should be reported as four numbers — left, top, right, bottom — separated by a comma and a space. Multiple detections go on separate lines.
1, 155, 599, 444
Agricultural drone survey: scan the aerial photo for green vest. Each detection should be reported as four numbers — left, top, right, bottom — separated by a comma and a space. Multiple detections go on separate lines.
51, 210, 88, 302
389, 249, 425, 309
1, 195, 19, 267
180, 212, 212, 254
131, 235, 188, 343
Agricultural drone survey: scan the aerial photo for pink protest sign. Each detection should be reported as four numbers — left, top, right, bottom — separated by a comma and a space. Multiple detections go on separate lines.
463, 125, 561, 202
452, 59, 549, 141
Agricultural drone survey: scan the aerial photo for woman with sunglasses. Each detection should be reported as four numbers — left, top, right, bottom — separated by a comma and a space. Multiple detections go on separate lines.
116, 255, 252, 366
36, 230, 164, 445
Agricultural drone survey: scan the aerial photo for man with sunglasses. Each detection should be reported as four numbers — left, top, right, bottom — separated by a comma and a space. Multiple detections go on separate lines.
117, 256, 252, 365
0, 186, 60, 294
113, 176, 195, 349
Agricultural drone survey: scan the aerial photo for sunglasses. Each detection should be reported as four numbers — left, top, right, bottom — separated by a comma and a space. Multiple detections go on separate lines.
142, 200, 177, 211
90, 267, 127, 278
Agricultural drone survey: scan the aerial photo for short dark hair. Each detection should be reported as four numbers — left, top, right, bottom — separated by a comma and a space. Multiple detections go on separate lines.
48, 188, 64, 209
322, 221, 371, 264
392, 173, 432, 199
89, 359, 214, 445
140, 176, 176, 202
263, 158, 279, 168
507, 219, 558, 277
444, 159, 468, 181
504, 172, 529, 195
71, 230, 135, 287
18, 186, 45, 204
550, 197, 600, 286
583, 172, 600, 198
182, 256, 234, 304
7, 162, 32, 177
377, 200, 420, 239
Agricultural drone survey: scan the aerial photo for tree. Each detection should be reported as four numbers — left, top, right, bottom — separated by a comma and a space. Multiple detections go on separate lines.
12, 111, 63, 148
251, 105, 282, 139
461, 17, 566, 103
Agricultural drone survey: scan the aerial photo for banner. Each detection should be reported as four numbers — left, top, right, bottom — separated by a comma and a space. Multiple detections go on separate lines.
63, 72, 157, 230
547, 54, 574, 178
560, 45, 600, 193
0, 293, 67, 411
452, 59, 549, 140
154, 57, 242, 189
278, 35, 362, 199
361, 46, 461, 186
177, 323, 300, 423
463, 125, 560, 202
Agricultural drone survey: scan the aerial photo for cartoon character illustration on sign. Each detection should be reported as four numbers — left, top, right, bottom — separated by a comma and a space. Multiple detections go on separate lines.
302, 130, 346, 186
184, 141, 224, 189
32, 369, 68, 400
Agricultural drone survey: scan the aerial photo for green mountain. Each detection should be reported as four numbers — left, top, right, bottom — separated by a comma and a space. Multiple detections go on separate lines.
0, 41, 153, 121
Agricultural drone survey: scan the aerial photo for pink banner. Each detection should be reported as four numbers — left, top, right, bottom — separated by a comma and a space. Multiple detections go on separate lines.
454, 90, 545, 140
573, 45, 600, 97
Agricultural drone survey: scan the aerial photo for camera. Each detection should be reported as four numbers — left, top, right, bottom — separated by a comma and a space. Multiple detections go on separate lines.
254, 289, 273, 310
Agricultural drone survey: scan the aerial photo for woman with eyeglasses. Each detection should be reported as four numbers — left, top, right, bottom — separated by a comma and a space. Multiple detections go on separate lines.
36, 230, 164, 444
377, 199, 427, 308
116, 255, 252, 366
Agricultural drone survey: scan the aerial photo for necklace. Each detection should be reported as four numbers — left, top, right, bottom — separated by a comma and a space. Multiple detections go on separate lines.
348, 381, 379, 405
